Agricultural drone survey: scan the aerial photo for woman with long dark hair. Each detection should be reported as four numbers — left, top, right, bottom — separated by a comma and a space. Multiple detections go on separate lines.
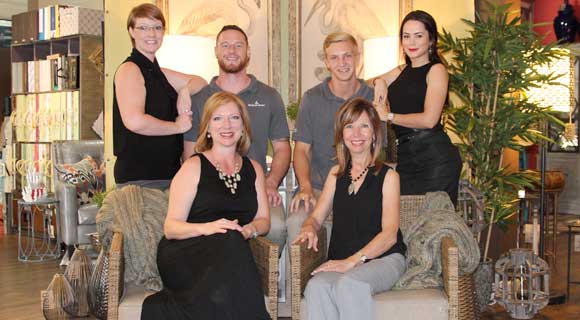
369, 10, 462, 205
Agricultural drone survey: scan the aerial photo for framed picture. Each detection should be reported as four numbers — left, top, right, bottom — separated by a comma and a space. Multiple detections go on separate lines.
548, 111, 579, 153
288, 0, 412, 103
155, 0, 281, 91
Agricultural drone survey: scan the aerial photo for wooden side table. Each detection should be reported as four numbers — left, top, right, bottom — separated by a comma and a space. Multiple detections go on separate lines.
17, 198, 61, 262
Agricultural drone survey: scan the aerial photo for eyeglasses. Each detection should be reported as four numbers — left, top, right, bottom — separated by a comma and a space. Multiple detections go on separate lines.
134, 25, 164, 32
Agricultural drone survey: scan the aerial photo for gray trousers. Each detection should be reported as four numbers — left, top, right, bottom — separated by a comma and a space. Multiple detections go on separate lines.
304, 253, 406, 320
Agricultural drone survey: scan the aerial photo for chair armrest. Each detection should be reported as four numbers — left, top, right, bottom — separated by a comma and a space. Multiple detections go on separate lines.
54, 180, 80, 245
441, 236, 459, 320
289, 227, 327, 320
249, 236, 279, 320
107, 231, 124, 320
441, 236, 477, 320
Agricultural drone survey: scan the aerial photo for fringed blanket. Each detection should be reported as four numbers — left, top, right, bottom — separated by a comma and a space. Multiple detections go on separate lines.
395, 192, 480, 290
96, 185, 169, 291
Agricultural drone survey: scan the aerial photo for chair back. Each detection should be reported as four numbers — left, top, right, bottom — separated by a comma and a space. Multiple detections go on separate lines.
399, 195, 426, 233
51, 140, 104, 180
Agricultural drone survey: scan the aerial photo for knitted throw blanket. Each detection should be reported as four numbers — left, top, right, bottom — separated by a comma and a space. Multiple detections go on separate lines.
96, 185, 169, 291
395, 192, 480, 290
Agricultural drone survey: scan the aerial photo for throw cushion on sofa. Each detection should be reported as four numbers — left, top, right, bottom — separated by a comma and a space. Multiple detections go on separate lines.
55, 155, 105, 205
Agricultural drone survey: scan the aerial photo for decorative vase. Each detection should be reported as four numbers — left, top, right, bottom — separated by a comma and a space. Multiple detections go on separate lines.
88, 248, 125, 319
474, 258, 493, 313
554, 0, 578, 43
41, 274, 75, 320
63, 248, 92, 317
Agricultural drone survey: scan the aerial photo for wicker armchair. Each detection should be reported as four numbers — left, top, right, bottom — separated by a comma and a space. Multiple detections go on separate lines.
104, 231, 279, 320
290, 195, 476, 320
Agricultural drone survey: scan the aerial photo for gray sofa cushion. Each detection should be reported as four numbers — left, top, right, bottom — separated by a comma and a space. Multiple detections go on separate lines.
78, 203, 99, 225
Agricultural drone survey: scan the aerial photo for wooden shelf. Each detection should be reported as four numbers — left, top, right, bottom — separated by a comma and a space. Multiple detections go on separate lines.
7, 34, 104, 193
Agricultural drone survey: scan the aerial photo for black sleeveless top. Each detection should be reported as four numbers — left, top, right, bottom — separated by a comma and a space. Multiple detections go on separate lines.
187, 154, 257, 225
328, 164, 406, 261
387, 62, 443, 137
112, 48, 182, 183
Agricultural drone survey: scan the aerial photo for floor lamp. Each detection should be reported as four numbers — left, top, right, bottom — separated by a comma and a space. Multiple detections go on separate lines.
527, 49, 576, 305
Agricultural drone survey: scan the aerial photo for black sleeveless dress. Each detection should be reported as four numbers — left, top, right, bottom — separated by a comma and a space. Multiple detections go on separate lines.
142, 154, 270, 320
113, 48, 182, 184
387, 62, 462, 205
328, 165, 406, 261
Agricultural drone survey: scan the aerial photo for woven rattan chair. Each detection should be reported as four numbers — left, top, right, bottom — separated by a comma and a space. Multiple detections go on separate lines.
290, 195, 476, 320
104, 231, 279, 320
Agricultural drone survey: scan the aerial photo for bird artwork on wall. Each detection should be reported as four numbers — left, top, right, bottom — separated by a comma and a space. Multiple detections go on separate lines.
175, 0, 261, 37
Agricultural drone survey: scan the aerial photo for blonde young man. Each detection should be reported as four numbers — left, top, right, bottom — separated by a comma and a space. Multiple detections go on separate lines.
287, 32, 374, 253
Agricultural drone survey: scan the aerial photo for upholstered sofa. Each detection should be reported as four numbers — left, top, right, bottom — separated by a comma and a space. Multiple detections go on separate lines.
52, 140, 104, 257
290, 195, 477, 320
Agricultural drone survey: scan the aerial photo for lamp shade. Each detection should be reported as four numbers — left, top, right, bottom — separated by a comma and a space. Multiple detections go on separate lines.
363, 36, 399, 79
526, 49, 573, 113
156, 35, 218, 82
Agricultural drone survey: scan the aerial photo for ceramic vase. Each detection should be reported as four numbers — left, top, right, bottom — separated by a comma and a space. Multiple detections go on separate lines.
554, 0, 578, 43
474, 258, 493, 313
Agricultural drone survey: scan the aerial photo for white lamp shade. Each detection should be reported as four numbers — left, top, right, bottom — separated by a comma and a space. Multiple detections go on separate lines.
156, 35, 218, 82
364, 36, 399, 79
526, 50, 573, 112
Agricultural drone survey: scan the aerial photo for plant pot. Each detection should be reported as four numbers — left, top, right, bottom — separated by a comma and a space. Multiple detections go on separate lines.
474, 258, 493, 313
530, 170, 566, 191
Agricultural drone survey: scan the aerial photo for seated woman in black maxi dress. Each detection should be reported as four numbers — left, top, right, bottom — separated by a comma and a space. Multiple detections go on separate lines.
142, 92, 271, 320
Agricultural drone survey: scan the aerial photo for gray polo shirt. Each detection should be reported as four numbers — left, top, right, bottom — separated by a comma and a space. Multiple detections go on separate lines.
293, 77, 374, 190
184, 75, 290, 171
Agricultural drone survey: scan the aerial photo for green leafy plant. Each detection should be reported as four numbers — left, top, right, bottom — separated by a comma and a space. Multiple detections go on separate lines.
287, 100, 300, 122
439, 1, 565, 260
92, 188, 113, 208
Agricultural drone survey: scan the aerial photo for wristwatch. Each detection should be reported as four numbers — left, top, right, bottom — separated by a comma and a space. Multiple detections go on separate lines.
359, 253, 368, 264
251, 231, 259, 239
387, 112, 394, 122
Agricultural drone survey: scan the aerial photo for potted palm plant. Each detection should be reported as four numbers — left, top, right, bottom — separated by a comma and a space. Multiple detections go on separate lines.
439, 1, 565, 310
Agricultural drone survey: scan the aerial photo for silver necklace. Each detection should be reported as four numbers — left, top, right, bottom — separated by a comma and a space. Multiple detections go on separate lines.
348, 165, 369, 196
215, 160, 241, 194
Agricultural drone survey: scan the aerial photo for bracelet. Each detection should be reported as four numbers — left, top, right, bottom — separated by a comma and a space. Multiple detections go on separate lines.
251, 231, 259, 239
387, 112, 394, 122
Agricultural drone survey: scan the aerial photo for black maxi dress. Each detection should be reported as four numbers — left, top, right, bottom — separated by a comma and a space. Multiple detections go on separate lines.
141, 154, 270, 320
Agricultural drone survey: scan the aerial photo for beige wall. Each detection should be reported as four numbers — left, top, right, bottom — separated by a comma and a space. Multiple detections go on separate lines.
412, 0, 474, 37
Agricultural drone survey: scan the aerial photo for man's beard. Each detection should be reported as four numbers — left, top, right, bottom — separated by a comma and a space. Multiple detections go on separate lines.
218, 56, 250, 73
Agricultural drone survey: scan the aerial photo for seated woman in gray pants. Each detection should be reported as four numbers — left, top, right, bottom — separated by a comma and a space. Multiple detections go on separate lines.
293, 98, 406, 320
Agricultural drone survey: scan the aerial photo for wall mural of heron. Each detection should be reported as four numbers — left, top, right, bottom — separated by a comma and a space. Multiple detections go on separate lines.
161, 0, 269, 84
301, 0, 398, 91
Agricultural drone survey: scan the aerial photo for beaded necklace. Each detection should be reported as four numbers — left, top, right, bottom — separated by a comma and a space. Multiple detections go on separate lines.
215, 160, 241, 194
348, 164, 369, 196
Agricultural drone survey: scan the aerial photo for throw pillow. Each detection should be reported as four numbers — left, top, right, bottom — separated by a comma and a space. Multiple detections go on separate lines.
55, 155, 105, 205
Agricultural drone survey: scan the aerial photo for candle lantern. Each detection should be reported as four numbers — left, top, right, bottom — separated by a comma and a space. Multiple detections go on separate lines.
494, 248, 550, 319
